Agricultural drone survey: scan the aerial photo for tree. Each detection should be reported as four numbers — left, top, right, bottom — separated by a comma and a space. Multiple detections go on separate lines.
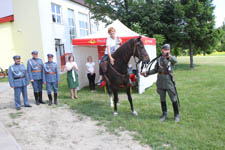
180, 0, 216, 68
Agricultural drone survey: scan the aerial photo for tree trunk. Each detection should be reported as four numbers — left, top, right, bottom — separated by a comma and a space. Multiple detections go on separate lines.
189, 40, 194, 68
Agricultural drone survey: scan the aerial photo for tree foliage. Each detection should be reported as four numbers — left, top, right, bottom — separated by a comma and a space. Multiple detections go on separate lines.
85, 0, 219, 68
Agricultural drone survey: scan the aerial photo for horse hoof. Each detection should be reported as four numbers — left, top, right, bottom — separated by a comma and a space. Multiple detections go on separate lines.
132, 110, 138, 116
114, 112, 118, 116
110, 103, 114, 108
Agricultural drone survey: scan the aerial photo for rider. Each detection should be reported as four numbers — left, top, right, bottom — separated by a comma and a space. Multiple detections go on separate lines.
98, 27, 122, 84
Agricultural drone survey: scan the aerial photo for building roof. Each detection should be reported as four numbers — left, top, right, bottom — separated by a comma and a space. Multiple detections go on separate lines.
71, 0, 88, 7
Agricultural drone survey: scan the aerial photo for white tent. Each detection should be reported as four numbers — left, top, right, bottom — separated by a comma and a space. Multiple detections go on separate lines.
72, 20, 157, 94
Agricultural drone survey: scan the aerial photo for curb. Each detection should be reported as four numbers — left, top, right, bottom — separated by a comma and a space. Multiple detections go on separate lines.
0, 122, 22, 150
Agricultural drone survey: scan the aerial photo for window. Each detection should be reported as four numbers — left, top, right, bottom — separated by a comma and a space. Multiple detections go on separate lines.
51, 3, 62, 24
78, 12, 89, 37
68, 9, 77, 43
91, 21, 99, 34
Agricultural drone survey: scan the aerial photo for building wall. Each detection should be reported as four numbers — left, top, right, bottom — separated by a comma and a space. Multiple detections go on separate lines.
0, 22, 16, 69
38, 0, 91, 64
11, 0, 44, 65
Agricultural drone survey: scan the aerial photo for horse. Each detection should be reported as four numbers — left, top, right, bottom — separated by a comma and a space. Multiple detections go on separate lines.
101, 36, 150, 116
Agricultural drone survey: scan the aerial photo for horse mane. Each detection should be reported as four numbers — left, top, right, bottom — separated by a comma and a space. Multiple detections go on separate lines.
110, 38, 136, 74
112, 39, 135, 63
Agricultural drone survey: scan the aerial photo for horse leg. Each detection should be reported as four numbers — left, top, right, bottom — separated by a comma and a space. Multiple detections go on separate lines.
126, 86, 138, 116
106, 82, 113, 107
113, 90, 119, 116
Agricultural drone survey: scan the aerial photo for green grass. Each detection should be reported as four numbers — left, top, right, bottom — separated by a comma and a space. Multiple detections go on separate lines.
59, 56, 225, 150
0, 77, 8, 82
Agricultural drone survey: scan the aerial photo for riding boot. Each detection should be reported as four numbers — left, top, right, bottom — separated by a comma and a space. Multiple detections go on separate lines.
48, 94, 52, 106
38, 92, 46, 104
34, 92, 40, 105
160, 101, 167, 122
54, 93, 58, 105
172, 101, 180, 122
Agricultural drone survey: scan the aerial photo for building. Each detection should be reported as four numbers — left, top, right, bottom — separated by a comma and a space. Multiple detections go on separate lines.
0, 0, 104, 70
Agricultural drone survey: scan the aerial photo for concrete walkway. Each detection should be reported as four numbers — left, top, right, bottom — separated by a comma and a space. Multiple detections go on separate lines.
0, 82, 22, 150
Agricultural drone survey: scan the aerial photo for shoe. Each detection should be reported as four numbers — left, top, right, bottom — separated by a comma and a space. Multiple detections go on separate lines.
39, 92, 46, 104
16, 107, 21, 110
54, 93, 58, 105
25, 105, 32, 107
34, 92, 40, 105
48, 94, 52, 106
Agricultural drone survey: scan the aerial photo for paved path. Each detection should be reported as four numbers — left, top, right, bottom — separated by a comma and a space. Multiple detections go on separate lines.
0, 82, 22, 150
0, 82, 151, 150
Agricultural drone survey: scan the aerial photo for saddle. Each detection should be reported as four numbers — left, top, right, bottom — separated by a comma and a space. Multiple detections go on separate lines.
101, 61, 108, 73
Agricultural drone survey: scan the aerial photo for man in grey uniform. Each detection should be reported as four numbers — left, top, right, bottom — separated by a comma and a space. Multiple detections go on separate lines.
141, 44, 180, 122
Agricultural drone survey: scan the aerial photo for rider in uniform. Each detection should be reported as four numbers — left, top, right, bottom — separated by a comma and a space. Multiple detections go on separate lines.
141, 44, 180, 122
43, 54, 59, 105
8, 55, 32, 110
27, 51, 45, 105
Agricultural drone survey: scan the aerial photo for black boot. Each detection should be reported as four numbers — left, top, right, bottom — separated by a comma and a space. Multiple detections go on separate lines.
160, 101, 167, 122
34, 92, 40, 105
48, 94, 52, 106
54, 93, 58, 105
172, 101, 180, 122
38, 92, 46, 104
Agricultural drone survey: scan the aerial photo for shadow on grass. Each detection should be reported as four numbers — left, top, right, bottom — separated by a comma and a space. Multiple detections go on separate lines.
174, 63, 200, 71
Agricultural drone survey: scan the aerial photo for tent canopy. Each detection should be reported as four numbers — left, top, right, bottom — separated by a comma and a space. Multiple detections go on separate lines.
72, 20, 156, 46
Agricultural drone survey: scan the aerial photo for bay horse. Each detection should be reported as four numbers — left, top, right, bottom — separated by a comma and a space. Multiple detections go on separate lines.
101, 36, 150, 116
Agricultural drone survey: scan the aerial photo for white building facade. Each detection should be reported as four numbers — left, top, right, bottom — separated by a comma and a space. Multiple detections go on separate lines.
0, 0, 104, 70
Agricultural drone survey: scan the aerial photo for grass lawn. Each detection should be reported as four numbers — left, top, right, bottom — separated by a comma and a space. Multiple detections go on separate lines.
59, 56, 225, 150
0, 77, 8, 82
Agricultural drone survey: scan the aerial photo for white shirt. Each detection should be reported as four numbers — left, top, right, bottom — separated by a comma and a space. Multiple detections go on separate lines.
86, 62, 95, 73
66, 62, 78, 71
104, 36, 120, 55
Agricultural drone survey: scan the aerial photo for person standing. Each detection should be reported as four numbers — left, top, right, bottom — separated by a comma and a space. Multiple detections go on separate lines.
27, 51, 45, 105
141, 44, 180, 122
43, 54, 59, 105
86, 56, 96, 92
98, 27, 122, 84
66, 55, 79, 99
8, 55, 32, 110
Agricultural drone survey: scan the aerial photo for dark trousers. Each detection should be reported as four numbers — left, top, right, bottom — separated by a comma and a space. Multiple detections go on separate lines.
87, 73, 96, 90
99, 54, 108, 75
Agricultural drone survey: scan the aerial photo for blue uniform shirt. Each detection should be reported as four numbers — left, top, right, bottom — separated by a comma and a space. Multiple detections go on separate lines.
8, 64, 29, 87
27, 58, 43, 80
43, 61, 59, 83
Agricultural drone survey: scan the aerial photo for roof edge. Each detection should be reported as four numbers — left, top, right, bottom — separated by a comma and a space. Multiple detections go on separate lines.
0, 15, 14, 24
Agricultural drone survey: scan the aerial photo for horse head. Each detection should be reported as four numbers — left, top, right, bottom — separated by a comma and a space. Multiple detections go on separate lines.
133, 36, 150, 64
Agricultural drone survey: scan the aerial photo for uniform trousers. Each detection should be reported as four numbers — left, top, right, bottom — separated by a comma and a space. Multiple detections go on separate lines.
14, 86, 30, 108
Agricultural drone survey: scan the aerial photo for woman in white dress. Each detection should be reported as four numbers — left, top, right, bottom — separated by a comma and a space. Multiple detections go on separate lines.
66, 55, 79, 99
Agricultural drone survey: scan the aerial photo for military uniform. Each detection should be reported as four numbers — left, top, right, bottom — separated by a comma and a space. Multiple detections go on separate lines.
43, 54, 59, 105
146, 44, 180, 122
8, 55, 32, 110
27, 51, 45, 105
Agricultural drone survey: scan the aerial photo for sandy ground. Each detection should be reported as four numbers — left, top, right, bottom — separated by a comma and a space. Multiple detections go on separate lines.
0, 82, 151, 150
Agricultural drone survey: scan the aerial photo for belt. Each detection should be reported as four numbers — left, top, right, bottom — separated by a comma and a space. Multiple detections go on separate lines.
159, 72, 170, 75
46, 72, 56, 74
32, 70, 41, 72
14, 76, 25, 80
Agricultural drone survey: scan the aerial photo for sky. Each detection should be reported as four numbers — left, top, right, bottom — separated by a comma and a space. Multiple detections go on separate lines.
213, 0, 225, 28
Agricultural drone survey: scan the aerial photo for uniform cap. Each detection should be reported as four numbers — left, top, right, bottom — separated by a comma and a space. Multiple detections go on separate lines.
47, 54, 54, 57
162, 44, 170, 50
13, 55, 21, 59
32, 51, 38, 54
